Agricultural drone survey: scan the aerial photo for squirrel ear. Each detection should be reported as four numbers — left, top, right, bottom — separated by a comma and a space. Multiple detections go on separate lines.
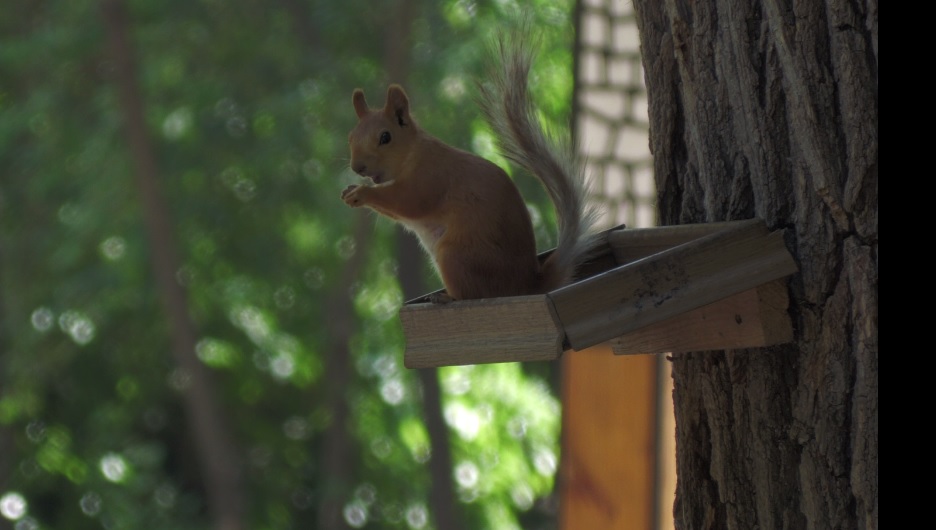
352, 89, 369, 119
384, 84, 410, 127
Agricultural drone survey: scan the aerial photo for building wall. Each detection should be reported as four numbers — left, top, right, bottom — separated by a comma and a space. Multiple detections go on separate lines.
562, 1, 676, 528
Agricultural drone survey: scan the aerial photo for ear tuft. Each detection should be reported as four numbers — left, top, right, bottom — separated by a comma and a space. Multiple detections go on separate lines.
352, 89, 369, 119
385, 84, 411, 127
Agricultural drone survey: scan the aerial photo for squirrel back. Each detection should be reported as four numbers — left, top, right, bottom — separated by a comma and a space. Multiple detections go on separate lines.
342, 35, 599, 301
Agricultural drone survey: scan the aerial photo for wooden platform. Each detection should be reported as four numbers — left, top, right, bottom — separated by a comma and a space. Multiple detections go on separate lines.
400, 219, 798, 369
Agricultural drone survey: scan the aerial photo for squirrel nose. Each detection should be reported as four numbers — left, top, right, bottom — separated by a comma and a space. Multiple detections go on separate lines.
353, 163, 367, 176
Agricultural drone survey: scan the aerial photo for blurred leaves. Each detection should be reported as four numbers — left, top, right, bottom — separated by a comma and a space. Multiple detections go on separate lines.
0, 0, 574, 528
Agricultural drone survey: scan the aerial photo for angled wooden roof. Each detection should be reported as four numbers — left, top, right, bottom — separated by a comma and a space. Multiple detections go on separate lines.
402, 219, 797, 369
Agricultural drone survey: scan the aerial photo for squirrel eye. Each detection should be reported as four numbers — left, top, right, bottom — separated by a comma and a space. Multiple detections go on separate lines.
379, 131, 391, 145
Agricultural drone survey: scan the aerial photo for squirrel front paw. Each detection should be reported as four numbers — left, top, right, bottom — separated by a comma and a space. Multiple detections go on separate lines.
341, 184, 365, 207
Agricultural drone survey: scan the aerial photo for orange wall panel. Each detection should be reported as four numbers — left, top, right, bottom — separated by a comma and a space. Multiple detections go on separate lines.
560, 345, 658, 530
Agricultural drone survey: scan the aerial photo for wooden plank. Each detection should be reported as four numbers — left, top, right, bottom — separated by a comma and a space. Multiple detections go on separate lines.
550, 219, 798, 351
402, 224, 627, 306
609, 280, 793, 354
573, 223, 627, 280
401, 295, 563, 368
560, 344, 657, 530
608, 221, 742, 264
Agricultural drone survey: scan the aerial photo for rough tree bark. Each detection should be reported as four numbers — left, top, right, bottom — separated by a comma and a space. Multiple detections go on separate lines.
631, 0, 877, 528
100, 2, 247, 529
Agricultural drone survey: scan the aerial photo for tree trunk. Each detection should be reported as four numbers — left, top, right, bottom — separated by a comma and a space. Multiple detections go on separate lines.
397, 231, 465, 530
100, 2, 247, 529
631, 0, 877, 528
384, 0, 464, 527
317, 212, 372, 529
0, 245, 12, 530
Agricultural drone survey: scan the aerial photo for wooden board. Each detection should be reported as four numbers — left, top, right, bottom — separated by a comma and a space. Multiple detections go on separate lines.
610, 280, 793, 354
560, 345, 657, 530
400, 295, 563, 368
608, 220, 743, 263
399, 219, 798, 368
550, 220, 798, 351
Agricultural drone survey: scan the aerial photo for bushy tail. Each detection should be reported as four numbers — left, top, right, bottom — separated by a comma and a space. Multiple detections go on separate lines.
476, 30, 602, 290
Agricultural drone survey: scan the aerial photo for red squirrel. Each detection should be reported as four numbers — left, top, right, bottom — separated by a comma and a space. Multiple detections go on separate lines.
341, 39, 599, 302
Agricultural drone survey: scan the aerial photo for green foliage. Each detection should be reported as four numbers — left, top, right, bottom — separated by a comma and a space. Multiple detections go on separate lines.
440, 363, 560, 529
0, 0, 574, 528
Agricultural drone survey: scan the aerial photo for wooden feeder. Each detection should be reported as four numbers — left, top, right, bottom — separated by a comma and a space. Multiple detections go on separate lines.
400, 218, 798, 369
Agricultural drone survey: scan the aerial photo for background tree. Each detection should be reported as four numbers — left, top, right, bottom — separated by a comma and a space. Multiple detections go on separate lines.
0, 1, 576, 529
632, 0, 877, 528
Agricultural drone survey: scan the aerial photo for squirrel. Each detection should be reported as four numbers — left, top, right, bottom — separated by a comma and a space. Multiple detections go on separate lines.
341, 36, 600, 302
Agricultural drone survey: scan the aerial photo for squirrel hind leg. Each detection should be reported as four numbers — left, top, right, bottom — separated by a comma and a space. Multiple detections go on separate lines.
436, 250, 489, 301
436, 248, 538, 300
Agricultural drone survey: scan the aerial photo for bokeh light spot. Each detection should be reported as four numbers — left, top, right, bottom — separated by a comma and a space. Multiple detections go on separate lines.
405, 504, 427, 529
379, 379, 405, 405
507, 416, 527, 439
355, 483, 376, 506
444, 403, 481, 441
226, 116, 247, 137
30, 307, 54, 332
335, 235, 356, 259
442, 367, 472, 395
0, 492, 27, 520
270, 353, 295, 380
413, 445, 431, 464
274, 286, 296, 309
370, 437, 392, 459
99, 453, 129, 483
454, 461, 479, 488
57, 202, 86, 226
116, 377, 139, 401
533, 447, 557, 476
303, 268, 324, 289
25, 421, 45, 443
168, 369, 192, 391
195, 338, 237, 368
79, 491, 101, 516
511, 483, 534, 510
283, 416, 311, 441
162, 107, 192, 140
99, 236, 126, 260
58, 310, 95, 345
154, 484, 177, 509
13, 516, 38, 530
342, 501, 367, 528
